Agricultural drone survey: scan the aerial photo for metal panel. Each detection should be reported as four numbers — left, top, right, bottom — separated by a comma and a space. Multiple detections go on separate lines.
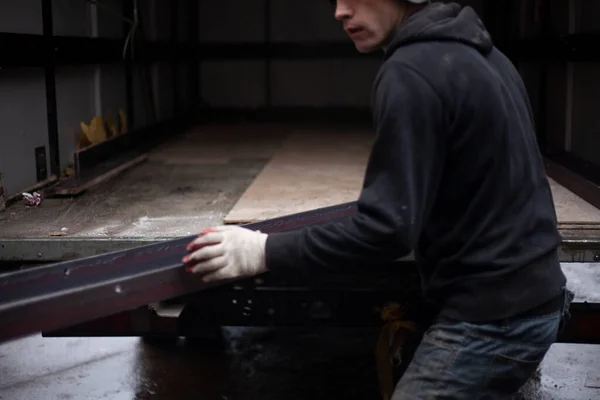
95, 0, 125, 38
270, 0, 345, 42
198, 0, 265, 43
570, 62, 600, 166
0, 68, 49, 197
200, 61, 267, 108
98, 64, 128, 127
270, 59, 380, 108
52, 0, 89, 37
0, 0, 43, 34
55, 65, 96, 171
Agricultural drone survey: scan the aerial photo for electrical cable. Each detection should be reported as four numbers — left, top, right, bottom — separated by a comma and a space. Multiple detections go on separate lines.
84, 0, 138, 59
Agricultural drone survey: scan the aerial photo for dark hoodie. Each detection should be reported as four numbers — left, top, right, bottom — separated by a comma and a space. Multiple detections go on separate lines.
265, 2, 566, 322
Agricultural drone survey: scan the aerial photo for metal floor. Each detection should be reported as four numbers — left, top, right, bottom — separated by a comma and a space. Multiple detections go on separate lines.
0, 328, 599, 400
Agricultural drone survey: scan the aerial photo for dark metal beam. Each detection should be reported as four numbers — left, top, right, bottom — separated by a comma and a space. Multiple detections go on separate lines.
170, 0, 180, 115
187, 0, 200, 107
0, 29, 599, 68
264, 0, 272, 107
122, 0, 135, 131
0, 35, 380, 66
42, 0, 61, 178
0, 203, 356, 343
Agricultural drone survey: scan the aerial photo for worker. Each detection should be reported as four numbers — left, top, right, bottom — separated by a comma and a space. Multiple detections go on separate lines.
183, 0, 574, 398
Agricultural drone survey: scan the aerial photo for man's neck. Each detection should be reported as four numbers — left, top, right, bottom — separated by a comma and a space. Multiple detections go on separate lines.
381, 2, 427, 52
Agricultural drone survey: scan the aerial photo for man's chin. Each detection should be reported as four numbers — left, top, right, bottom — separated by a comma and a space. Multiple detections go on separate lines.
353, 41, 381, 53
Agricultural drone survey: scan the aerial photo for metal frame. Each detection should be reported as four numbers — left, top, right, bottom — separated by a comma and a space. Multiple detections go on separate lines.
1, 32, 598, 66
2, 229, 600, 264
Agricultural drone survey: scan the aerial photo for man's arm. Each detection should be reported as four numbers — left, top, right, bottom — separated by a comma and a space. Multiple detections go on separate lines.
265, 62, 447, 274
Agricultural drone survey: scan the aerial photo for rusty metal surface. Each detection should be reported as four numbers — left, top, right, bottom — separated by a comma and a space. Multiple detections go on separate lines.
0, 203, 356, 343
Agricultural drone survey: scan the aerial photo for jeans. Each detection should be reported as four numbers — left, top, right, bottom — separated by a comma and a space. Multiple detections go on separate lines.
392, 288, 573, 399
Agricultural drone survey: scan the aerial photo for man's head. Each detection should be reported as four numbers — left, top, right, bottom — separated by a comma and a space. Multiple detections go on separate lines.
331, 0, 429, 53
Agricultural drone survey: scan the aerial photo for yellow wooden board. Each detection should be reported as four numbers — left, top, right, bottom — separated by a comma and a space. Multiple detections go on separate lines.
224, 130, 375, 223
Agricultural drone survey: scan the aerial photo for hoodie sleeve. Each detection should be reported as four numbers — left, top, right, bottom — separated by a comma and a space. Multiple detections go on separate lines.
264, 62, 447, 274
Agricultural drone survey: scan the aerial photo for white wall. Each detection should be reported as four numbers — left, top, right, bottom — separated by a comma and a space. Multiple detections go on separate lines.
0, 0, 190, 197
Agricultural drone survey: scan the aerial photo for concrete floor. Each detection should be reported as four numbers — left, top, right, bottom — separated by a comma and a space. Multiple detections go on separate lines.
1, 328, 599, 400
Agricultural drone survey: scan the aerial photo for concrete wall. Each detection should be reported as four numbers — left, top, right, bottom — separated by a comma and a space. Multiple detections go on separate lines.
0, 0, 189, 197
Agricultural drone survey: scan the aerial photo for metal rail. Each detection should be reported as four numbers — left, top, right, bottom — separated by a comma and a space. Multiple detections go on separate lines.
0, 203, 355, 343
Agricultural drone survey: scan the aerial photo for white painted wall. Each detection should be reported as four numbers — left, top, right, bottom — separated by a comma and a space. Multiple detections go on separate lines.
0, 0, 184, 197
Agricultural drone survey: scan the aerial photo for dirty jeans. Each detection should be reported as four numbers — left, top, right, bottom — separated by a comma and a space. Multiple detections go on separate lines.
392, 288, 574, 399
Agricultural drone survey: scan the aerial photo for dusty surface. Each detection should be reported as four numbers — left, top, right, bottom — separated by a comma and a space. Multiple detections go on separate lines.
0, 327, 599, 400
224, 130, 373, 224
0, 128, 272, 239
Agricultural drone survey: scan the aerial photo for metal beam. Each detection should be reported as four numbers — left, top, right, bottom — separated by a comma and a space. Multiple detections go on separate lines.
0, 203, 356, 343
42, 0, 61, 178
1, 32, 599, 68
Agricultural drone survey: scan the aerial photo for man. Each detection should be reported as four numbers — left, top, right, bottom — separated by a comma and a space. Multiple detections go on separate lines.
183, 1, 573, 398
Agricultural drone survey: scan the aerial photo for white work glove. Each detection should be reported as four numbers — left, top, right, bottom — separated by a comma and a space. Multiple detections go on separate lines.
183, 226, 268, 283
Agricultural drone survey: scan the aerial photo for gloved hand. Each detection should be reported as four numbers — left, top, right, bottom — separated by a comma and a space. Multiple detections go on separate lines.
183, 226, 268, 283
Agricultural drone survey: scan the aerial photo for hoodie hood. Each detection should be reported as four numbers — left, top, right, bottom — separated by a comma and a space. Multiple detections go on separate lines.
384, 2, 493, 58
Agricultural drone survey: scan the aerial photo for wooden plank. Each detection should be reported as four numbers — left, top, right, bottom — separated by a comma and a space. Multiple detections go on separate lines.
148, 122, 287, 165
224, 131, 374, 223
549, 177, 600, 223
225, 132, 600, 225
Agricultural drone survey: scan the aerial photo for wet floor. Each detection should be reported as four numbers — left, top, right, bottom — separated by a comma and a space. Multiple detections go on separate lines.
1, 328, 599, 400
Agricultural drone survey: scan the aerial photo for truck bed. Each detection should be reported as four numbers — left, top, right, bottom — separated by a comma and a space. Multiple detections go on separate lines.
1, 122, 600, 264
